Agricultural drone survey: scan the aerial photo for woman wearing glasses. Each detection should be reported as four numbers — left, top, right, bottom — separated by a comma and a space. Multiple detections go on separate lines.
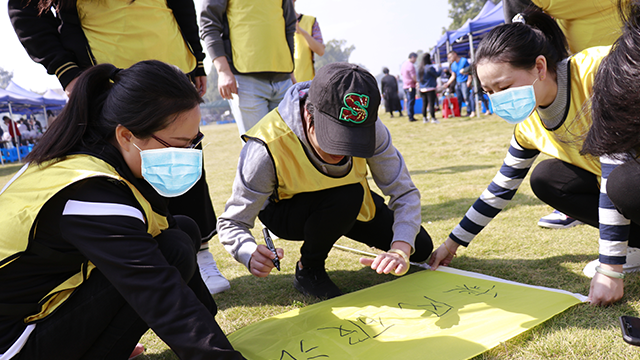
0, 61, 244, 360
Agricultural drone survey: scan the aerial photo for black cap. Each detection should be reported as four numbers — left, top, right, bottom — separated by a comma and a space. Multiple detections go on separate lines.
308, 63, 380, 158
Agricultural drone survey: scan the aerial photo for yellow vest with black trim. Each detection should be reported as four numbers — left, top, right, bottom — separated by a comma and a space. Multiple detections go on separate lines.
242, 109, 376, 222
227, 0, 294, 73
76, 0, 197, 74
0, 155, 168, 323
515, 46, 610, 177
532, 0, 623, 53
294, 15, 316, 82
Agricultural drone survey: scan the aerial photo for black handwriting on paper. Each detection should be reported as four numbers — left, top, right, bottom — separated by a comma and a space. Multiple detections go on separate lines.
278, 340, 329, 360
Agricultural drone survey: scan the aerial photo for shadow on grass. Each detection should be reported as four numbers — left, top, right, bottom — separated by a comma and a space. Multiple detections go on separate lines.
0, 163, 23, 177
410, 164, 495, 177
215, 266, 416, 311
140, 350, 178, 360
421, 192, 542, 222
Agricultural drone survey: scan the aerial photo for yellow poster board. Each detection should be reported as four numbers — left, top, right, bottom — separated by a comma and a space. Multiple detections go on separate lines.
229, 267, 586, 360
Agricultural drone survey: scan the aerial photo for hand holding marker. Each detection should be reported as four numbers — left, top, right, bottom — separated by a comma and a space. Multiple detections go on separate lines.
262, 228, 280, 271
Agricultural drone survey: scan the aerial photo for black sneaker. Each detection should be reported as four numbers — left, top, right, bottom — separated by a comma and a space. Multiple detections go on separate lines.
293, 263, 342, 299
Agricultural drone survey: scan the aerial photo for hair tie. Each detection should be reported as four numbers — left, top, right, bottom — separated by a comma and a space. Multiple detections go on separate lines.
512, 13, 526, 24
109, 67, 122, 81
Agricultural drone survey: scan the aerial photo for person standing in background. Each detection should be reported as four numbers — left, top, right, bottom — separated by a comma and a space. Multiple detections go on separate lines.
293, 0, 325, 82
446, 50, 475, 117
418, 53, 442, 123
2, 116, 22, 148
200, 0, 297, 136
380, 67, 403, 117
400, 52, 418, 122
9, 0, 230, 297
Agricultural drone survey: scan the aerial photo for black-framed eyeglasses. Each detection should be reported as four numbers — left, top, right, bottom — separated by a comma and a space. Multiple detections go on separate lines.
151, 131, 204, 149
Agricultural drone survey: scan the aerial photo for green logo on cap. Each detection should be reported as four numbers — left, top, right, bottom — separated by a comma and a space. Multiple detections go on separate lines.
339, 93, 370, 124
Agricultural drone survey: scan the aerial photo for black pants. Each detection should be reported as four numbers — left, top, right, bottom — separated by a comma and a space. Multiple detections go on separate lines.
14, 216, 229, 360
607, 160, 640, 247
530, 158, 640, 247
404, 88, 416, 120
258, 183, 433, 269
420, 90, 437, 119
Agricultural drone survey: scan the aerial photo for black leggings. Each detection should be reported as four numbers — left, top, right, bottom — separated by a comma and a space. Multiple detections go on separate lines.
258, 183, 433, 269
420, 90, 437, 119
607, 160, 640, 246
14, 216, 232, 360
530, 158, 640, 247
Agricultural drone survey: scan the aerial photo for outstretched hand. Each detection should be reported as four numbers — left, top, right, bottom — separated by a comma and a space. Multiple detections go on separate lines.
360, 251, 408, 275
249, 244, 284, 278
588, 269, 624, 306
428, 238, 459, 270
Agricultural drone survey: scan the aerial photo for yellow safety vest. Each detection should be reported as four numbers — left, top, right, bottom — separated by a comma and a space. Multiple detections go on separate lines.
227, 0, 294, 73
515, 46, 611, 177
532, 0, 623, 53
242, 109, 376, 221
0, 155, 168, 323
76, 0, 197, 74
294, 15, 316, 82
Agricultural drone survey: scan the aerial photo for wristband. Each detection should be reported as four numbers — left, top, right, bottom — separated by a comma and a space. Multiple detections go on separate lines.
388, 249, 410, 276
444, 242, 457, 258
595, 265, 624, 279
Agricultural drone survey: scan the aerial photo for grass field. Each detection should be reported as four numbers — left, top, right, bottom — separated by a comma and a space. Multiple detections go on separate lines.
3, 110, 640, 359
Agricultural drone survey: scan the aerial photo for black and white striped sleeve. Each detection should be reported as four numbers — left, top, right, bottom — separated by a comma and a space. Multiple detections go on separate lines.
450, 135, 540, 246
598, 155, 631, 265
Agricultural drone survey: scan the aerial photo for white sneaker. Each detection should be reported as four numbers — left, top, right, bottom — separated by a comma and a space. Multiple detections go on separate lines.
430, 118, 440, 124
197, 250, 231, 294
583, 248, 640, 278
538, 210, 583, 229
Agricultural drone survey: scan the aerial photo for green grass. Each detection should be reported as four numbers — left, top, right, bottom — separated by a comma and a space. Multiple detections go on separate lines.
4, 111, 640, 359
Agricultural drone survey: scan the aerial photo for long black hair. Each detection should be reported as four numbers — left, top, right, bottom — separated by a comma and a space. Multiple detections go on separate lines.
417, 53, 432, 80
474, 9, 569, 74
26, 60, 202, 164
582, 1, 640, 157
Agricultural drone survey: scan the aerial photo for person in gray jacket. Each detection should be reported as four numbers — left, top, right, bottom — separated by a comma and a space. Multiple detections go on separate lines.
217, 63, 433, 299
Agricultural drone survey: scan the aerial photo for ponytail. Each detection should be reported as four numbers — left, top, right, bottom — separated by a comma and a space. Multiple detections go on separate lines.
26, 60, 202, 164
583, 0, 640, 157
474, 9, 569, 74
26, 64, 116, 163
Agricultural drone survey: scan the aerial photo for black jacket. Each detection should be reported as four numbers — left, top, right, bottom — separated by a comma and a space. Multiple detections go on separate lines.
8, 0, 206, 89
0, 143, 243, 359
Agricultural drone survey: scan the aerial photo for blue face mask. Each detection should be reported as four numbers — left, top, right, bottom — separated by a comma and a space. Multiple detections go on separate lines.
134, 145, 202, 197
488, 79, 538, 124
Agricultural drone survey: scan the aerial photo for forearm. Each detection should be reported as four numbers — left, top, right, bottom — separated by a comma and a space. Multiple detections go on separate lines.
217, 216, 259, 268
218, 140, 277, 268
300, 31, 325, 56
450, 137, 540, 246
168, 0, 206, 76
8, 0, 81, 88
283, 0, 296, 58
598, 155, 631, 265
200, 0, 228, 60
368, 122, 421, 251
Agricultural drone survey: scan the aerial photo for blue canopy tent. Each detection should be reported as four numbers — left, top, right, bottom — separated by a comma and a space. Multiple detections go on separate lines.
432, 1, 504, 117
432, 1, 504, 64
0, 81, 68, 162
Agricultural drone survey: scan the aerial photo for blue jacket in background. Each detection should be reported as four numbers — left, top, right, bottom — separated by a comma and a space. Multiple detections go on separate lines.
419, 65, 442, 90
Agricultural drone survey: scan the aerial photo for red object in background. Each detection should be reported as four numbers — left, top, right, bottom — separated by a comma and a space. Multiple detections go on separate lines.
442, 97, 461, 118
